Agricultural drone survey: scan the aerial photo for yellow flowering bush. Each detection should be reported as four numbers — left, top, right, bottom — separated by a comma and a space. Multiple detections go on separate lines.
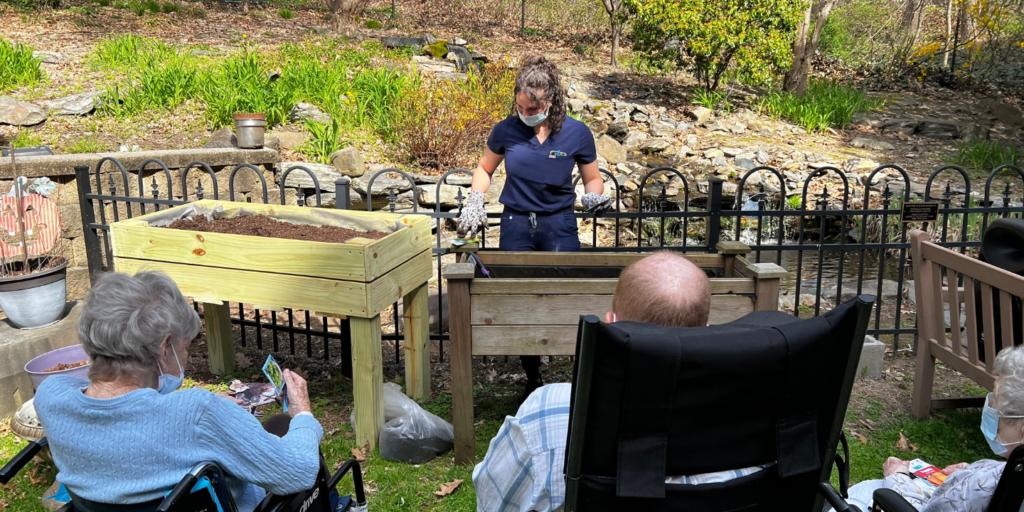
395, 62, 516, 172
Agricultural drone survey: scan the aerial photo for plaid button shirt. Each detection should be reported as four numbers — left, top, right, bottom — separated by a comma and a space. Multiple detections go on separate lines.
473, 384, 765, 512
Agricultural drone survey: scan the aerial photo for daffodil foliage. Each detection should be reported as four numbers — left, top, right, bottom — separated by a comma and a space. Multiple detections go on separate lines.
625, 0, 804, 89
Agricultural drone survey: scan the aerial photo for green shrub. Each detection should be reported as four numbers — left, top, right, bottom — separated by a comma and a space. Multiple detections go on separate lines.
364, 19, 380, 29
757, 79, 881, 132
691, 88, 733, 113
0, 38, 45, 93
113, 1, 127, 7
200, 48, 295, 129
93, 0, 110, 6
954, 140, 1021, 170
300, 118, 343, 164
90, 34, 174, 69
160, 1, 176, 12
350, 67, 417, 139
128, 2, 147, 15
277, 8, 293, 19
625, 0, 803, 89
11, 129, 43, 148
64, 137, 107, 153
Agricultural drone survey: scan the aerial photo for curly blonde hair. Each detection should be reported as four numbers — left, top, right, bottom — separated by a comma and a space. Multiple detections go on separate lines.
512, 56, 567, 134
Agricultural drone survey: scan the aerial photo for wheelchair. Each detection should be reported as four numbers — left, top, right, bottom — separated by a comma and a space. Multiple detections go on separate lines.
0, 436, 367, 512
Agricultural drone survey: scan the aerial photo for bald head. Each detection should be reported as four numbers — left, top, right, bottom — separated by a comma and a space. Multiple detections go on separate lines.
611, 252, 710, 328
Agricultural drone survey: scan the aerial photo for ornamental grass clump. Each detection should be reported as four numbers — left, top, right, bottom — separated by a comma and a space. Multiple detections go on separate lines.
0, 38, 45, 93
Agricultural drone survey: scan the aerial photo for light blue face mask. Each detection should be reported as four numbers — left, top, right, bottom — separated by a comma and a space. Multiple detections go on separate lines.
981, 393, 1024, 456
518, 106, 549, 127
157, 344, 184, 395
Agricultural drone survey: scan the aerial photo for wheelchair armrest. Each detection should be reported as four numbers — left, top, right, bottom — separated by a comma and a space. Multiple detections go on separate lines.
329, 459, 366, 506
0, 437, 47, 485
157, 461, 229, 512
871, 488, 918, 512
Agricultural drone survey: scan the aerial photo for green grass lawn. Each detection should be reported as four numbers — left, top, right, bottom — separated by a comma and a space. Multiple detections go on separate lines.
0, 371, 995, 511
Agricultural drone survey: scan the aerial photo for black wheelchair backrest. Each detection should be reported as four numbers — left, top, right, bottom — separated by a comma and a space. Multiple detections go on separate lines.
986, 445, 1024, 512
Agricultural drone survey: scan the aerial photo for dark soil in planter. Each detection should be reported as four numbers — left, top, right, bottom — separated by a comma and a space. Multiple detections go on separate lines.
0, 256, 68, 278
165, 215, 390, 243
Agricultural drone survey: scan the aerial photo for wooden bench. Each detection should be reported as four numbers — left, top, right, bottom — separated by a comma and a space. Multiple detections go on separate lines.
910, 229, 1024, 418
443, 242, 787, 465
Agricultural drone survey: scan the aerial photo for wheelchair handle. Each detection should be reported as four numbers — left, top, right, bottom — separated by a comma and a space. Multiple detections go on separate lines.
0, 437, 47, 485
157, 473, 198, 512
329, 459, 366, 506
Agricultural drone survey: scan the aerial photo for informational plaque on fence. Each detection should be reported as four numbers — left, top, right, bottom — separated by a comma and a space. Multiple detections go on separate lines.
900, 202, 939, 223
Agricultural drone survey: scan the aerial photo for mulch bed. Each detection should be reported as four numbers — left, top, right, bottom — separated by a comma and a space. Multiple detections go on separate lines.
165, 215, 390, 243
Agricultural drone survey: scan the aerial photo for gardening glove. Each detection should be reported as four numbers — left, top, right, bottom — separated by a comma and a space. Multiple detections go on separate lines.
581, 193, 613, 215
456, 190, 487, 238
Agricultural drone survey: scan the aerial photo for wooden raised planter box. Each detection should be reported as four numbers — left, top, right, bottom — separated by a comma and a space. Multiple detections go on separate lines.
444, 241, 787, 465
109, 199, 433, 448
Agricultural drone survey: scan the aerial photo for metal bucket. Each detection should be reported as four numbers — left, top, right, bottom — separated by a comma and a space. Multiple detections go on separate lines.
233, 113, 266, 149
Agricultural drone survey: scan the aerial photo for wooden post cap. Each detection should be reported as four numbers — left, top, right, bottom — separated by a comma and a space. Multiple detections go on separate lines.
715, 241, 751, 254
444, 262, 476, 280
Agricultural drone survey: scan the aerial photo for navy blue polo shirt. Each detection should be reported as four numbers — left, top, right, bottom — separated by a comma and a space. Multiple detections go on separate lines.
486, 115, 597, 213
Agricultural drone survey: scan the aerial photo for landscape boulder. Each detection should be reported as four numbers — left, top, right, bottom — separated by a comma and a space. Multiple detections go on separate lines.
595, 135, 627, 164
0, 97, 47, 126
849, 137, 895, 151
42, 91, 104, 116
686, 106, 712, 125
289, 102, 330, 124
649, 120, 676, 138
203, 127, 238, 148
330, 147, 365, 177
280, 162, 341, 190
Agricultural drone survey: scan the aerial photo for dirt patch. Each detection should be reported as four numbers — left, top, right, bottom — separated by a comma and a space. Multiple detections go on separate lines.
165, 215, 390, 243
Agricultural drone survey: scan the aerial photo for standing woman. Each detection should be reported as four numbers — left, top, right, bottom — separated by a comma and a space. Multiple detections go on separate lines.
457, 56, 612, 403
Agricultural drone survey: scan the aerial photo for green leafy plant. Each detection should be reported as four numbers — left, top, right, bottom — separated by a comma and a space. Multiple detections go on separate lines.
99, 54, 201, 117
625, 0, 803, 89
93, 0, 110, 6
200, 48, 295, 129
90, 35, 174, 70
691, 87, 733, 113
757, 79, 881, 132
0, 38, 45, 93
350, 67, 417, 139
787, 194, 802, 209
11, 129, 43, 148
364, 19, 380, 29
953, 139, 1021, 171
299, 118, 343, 164
160, 1, 176, 12
142, 0, 158, 12
277, 8, 293, 18
113, 1, 127, 7
64, 136, 107, 153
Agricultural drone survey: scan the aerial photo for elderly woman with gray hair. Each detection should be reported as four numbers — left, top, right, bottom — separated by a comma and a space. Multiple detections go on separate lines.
33, 271, 321, 511
849, 344, 1024, 512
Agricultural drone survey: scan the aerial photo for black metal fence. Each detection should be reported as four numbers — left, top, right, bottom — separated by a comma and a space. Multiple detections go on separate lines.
75, 160, 1024, 369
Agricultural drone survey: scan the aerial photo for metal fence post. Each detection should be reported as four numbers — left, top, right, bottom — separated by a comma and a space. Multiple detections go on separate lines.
74, 165, 103, 283
333, 176, 353, 378
707, 177, 724, 253
334, 178, 351, 210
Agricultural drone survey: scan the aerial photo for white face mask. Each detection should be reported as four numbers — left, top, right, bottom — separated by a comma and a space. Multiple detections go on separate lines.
518, 105, 549, 127
156, 344, 184, 395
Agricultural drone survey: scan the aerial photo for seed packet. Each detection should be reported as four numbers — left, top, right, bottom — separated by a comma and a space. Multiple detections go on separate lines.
262, 355, 288, 413
450, 237, 479, 247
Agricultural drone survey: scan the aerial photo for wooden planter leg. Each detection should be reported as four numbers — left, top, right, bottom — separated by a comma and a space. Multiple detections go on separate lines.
448, 278, 475, 466
403, 283, 430, 400
351, 315, 384, 450
204, 302, 235, 376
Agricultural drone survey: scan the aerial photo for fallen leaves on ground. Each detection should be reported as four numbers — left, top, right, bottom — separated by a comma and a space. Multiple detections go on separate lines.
27, 466, 45, 486
435, 479, 463, 497
854, 431, 868, 444
351, 447, 366, 462
235, 353, 252, 367
859, 418, 876, 431
0, 498, 7, 510
895, 432, 910, 451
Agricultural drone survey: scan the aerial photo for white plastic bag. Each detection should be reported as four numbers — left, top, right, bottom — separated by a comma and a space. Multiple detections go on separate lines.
350, 383, 454, 464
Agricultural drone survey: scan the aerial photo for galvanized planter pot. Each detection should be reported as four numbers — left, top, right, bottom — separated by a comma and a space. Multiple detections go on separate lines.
0, 259, 69, 329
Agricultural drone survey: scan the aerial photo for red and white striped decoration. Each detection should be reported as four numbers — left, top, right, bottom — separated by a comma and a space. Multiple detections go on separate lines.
0, 193, 62, 260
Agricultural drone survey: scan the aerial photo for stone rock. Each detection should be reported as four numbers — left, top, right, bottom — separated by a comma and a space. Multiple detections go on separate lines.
470, 50, 489, 63
382, 36, 424, 48
569, 98, 586, 112
711, 156, 729, 167
722, 147, 742, 158
0, 97, 47, 126
417, 183, 470, 208
352, 174, 415, 195
641, 139, 671, 154
704, 149, 724, 159
685, 134, 698, 148
423, 33, 438, 45
118, 144, 141, 152
329, 147, 365, 177
203, 127, 237, 149
452, 36, 468, 45
850, 137, 895, 151
631, 112, 649, 123
274, 131, 307, 150
595, 135, 627, 164
264, 134, 280, 152
686, 106, 712, 125
858, 335, 885, 379
676, 121, 691, 132
32, 51, 65, 64
897, 98, 919, 107
981, 98, 1024, 127
351, 189, 415, 211
734, 158, 756, 170
622, 131, 647, 148
649, 120, 676, 138
821, 279, 900, 303
280, 162, 340, 189
607, 119, 629, 140
705, 120, 729, 132
445, 45, 473, 72
42, 91, 104, 116
880, 118, 960, 140
289, 102, 330, 124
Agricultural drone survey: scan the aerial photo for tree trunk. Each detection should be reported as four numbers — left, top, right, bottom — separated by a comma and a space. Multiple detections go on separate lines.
942, 0, 953, 67
610, 18, 619, 67
784, 0, 836, 95
901, 0, 925, 44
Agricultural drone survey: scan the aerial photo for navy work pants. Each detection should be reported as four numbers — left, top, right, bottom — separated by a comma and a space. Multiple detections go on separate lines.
499, 207, 580, 384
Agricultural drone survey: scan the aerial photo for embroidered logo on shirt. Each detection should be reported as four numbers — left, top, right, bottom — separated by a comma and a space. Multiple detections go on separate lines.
548, 150, 567, 159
